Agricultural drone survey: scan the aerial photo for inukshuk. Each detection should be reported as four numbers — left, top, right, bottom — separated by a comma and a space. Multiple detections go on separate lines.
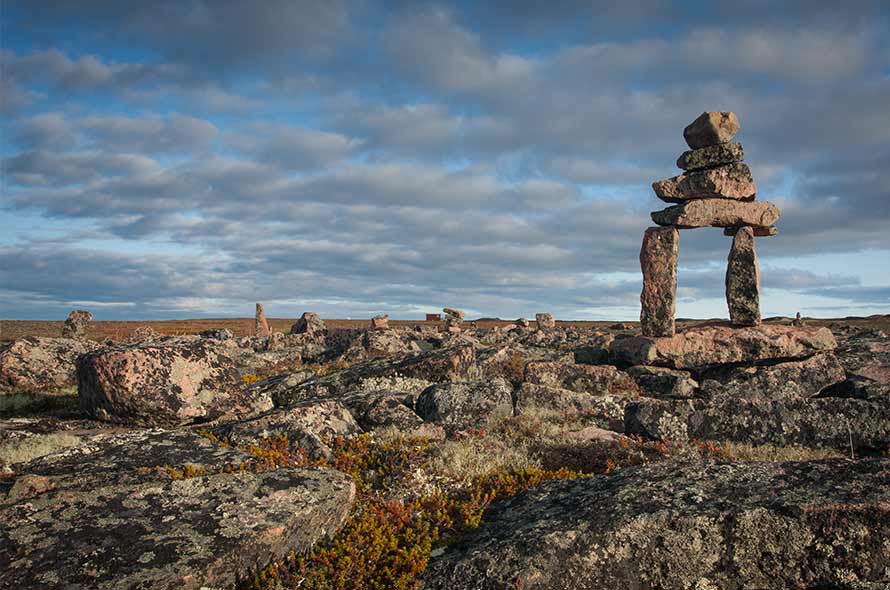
640, 111, 780, 336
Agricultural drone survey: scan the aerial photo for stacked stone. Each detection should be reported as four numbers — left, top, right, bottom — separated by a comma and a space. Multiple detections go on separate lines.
640, 112, 780, 336
535, 312, 556, 331
443, 308, 464, 333
62, 309, 93, 339
370, 314, 390, 330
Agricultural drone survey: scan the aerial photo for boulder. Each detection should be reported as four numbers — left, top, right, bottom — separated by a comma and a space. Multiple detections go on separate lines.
339, 329, 414, 363
700, 352, 846, 401
652, 162, 756, 202
639, 226, 678, 337
340, 390, 426, 431
725, 227, 761, 326
199, 328, 234, 340
610, 324, 837, 369
525, 361, 638, 396
61, 309, 92, 339
625, 397, 890, 451
1, 430, 355, 590
683, 110, 740, 148
290, 312, 326, 335
423, 459, 890, 589
255, 302, 271, 338
535, 313, 556, 330
515, 317, 530, 328
477, 345, 572, 383
126, 325, 160, 344
211, 399, 360, 461
651, 199, 780, 229
77, 340, 272, 426
415, 378, 514, 433
626, 365, 698, 398
443, 308, 465, 322
676, 141, 744, 171
0, 337, 100, 392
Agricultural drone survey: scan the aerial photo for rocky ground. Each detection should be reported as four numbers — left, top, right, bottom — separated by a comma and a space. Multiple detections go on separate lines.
1, 316, 889, 589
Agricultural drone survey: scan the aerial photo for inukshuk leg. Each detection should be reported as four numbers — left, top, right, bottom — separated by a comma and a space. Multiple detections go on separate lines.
640, 226, 679, 336
725, 227, 761, 326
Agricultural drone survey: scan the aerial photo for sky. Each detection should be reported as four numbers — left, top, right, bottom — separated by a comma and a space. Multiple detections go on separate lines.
1, 0, 889, 321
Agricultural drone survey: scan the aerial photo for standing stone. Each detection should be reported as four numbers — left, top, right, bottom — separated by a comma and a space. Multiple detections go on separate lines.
725, 227, 761, 326
370, 314, 390, 330
62, 310, 93, 339
683, 111, 740, 149
255, 303, 271, 338
640, 227, 678, 337
535, 313, 556, 330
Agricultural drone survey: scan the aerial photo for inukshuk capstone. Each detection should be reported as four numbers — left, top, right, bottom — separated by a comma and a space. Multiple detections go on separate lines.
640, 111, 779, 335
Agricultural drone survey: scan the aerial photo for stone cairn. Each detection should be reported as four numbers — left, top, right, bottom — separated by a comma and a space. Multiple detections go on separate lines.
255, 303, 272, 338
62, 309, 93, 339
535, 312, 556, 331
370, 314, 390, 330
641, 111, 780, 336
443, 308, 464, 333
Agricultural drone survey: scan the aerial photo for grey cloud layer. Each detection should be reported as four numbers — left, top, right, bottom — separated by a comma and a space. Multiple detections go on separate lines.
1, 1, 888, 319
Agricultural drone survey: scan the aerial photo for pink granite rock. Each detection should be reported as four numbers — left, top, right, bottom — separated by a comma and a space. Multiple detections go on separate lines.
639, 227, 678, 337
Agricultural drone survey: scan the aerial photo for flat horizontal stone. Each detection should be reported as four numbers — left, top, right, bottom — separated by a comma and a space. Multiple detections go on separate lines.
625, 397, 890, 451
699, 352, 846, 401
423, 458, 890, 589
724, 226, 777, 236
651, 199, 780, 229
676, 142, 744, 171
652, 162, 755, 202
609, 324, 837, 369
683, 111, 740, 149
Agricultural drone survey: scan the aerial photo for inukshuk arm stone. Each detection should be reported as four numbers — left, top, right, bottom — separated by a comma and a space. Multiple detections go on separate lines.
725, 227, 761, 326
640, 226, 679, 337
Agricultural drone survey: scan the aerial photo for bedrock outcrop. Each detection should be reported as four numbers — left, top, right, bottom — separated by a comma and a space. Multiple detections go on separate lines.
423, 459, 890, 590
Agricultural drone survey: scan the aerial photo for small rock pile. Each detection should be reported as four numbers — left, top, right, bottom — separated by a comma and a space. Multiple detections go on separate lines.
291, 312, 326, 335
61, 310, 92, 339
642, 111, 779, 336
535, 313, 556, 331
370, 314, 390, 330
443, 308, 464, 333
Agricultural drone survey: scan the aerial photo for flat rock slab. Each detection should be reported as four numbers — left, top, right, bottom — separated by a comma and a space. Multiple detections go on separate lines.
524, 361, 638, 396
514, 383, 632, 425
652, 162, 755, 202
423, 459, 890, 589
415, 378, 514, 434
676, 141, 744, 171
625, 397, 890, 451
1, 428, 356, 590
610, 325, 836, 369
651, 199, 780, 229
1, 468, 355, 590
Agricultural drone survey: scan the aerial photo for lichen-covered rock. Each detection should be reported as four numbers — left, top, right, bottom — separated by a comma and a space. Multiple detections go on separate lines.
652, 199, 780, 229
676, 141, 744, 171
829, 328, 890, 399
725, 227, 761, 326
514, 383, 632, 425
653, 162, 755, 202
639, 226, 678, 337
126, 325, 160, 344
397, 345, 477, 382
211, 399, 360, 461
61, 309, 92, 339
415, 378, 513, 433
422, 459, 890, 589
626, 365, 698, 398
77, 340, 272, 426
339, 329, 417, 363
700, 352, 845, 401
524, 361, 639, 396
199, 327, 234, 340
625, 397, 890, 451
290, 312, 326, 335
610, 324, 836, 369
0, 337, 100, 392
683, 110, 740, 148
1, 430, 355, 590
477, 345, 572, 383
535, 313, 556, 330
341, 390, 425, 431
